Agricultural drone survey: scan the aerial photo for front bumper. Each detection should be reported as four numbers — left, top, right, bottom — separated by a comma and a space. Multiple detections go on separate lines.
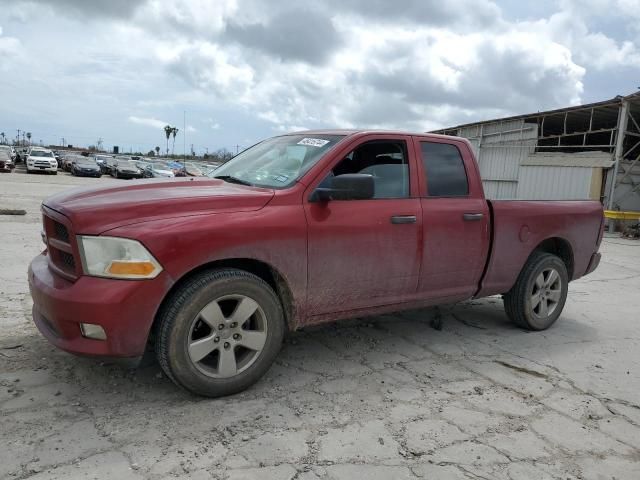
75, 169, 101, 177
28, 164, 57, 172
28, 252, 171, 359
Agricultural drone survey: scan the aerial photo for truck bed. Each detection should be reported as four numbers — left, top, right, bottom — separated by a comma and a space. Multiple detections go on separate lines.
477, 200, 604, 298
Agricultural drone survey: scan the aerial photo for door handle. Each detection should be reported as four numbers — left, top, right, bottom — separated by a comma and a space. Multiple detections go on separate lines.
463, 213, 484, 221
391, 215, 417, 224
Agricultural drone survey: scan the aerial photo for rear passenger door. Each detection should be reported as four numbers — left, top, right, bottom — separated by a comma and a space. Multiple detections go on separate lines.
413, 137, 490, 301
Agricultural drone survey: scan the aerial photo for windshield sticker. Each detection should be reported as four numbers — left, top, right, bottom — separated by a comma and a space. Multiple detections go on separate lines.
297, 138, 330, 148
274, 175, 289, 183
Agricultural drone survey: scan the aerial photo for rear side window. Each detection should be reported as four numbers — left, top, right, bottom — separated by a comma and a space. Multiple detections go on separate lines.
421, 142, 469, 197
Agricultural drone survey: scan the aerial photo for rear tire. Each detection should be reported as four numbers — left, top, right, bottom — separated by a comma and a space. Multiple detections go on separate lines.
503, 252, 568, 330
156, 269, 285, 397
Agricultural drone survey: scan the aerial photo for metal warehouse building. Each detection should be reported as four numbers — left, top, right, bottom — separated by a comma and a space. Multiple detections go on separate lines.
433, 92, 640, 214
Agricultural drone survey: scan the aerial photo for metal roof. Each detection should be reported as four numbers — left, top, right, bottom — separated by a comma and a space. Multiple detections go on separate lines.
433, 91, 640, 133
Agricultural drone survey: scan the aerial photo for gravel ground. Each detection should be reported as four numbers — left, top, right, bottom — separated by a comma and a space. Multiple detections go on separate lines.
1, 168, 639, 480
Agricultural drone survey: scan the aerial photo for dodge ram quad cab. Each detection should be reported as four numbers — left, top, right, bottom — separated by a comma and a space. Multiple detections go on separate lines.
29, 130, 604, 397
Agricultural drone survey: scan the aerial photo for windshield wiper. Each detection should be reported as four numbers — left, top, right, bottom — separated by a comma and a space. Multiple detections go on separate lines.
214, 175, 254, 186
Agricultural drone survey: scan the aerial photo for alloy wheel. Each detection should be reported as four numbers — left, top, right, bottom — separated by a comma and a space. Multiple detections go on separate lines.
530, 268, 562, 319
187, 294, 268, 378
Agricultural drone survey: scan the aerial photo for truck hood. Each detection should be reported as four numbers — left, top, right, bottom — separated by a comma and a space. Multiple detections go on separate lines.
43, 177, 275, 234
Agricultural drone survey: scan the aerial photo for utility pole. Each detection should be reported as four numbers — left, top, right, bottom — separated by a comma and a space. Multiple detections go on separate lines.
235, 144, 240, 154
183, 110, 186, 168
17, 129, 20, 146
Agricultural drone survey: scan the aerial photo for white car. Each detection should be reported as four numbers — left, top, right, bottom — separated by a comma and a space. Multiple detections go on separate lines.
26, 148, 58, 174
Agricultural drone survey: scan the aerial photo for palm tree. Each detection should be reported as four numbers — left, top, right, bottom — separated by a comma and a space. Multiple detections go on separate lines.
164, 125, 172, 155
26, 132, 32, 145
155, 146, 160, 156
171, 127, 179, 156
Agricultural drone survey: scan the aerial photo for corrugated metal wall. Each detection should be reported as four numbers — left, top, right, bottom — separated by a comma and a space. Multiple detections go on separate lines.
516, 166, 594, 200
453, 120, 537, 199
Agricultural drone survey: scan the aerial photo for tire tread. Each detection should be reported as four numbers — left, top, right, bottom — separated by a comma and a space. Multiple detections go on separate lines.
155, 268, 283, 396
503, 251, 567, 330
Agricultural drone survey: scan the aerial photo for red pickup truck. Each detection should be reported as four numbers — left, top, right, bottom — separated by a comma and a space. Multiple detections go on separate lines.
29, 130, 604, 396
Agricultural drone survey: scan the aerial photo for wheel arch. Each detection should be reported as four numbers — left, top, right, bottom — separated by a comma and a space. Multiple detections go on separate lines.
530, 237, 574, 280
147, 258, 296, 350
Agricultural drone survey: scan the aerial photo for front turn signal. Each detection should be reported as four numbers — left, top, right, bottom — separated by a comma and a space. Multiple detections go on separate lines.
106, 260, 158, 277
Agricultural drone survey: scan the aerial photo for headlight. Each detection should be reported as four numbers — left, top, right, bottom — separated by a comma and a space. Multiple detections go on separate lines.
77, 236, 162, 279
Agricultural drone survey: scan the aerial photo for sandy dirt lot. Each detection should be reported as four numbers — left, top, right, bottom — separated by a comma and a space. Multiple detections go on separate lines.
1, 168, 639, 479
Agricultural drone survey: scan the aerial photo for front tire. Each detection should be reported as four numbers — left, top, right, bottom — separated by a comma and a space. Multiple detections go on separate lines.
504, 252, 568, 330
156, 269, 285, 397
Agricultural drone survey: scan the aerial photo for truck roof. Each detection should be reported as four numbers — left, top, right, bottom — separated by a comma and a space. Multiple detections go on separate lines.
286, 129, 464, 142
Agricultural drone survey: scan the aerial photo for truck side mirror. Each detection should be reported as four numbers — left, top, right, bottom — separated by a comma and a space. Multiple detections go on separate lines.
311, 173, 375, 202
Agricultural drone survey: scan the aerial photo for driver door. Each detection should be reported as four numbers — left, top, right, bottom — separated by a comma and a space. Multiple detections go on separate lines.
304, 135, 422, 316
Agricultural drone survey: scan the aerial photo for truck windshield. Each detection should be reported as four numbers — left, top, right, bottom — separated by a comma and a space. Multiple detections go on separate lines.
209, 134, 344, 188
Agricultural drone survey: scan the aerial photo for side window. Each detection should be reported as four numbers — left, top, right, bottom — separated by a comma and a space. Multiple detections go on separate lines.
421, 142, 468, 197
331, 140, 409, 199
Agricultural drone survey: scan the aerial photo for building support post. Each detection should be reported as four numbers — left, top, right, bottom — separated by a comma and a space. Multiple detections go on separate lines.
608, 100, 630, 231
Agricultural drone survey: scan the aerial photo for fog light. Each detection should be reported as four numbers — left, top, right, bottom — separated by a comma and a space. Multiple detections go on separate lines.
80, 323, 107, 340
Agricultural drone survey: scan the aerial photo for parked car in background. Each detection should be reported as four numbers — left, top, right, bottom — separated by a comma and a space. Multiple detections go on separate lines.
142, 161, 175, 178
14, 147, 28, 162
28, 130, 604, 397
94, 155, 114, 174
112, 159, 143, 179
0, 145, 17, 164
165, 160, 187, 177
52, 151, 62, 167
71, 157, 102, 178
103, 157, 118, 175
135, 160, 151, 172
26, 148, 57, 174
185, 162, 204, 177
62, 155, 78, 172
0, 146, 15, 170
0, 150, 13, 172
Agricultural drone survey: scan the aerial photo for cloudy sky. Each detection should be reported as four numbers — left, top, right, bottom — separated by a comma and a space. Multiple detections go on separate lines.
0, 0, 639, 154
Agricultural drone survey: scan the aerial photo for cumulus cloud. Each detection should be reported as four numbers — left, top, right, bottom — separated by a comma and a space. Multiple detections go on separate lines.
13, 0, 148, 19
325, 0, 502, 28
128, 116, 168, 129
0, 27, 21, 67
1, 0, 638, 149
225, 7, 342, 64
158, 13, 588, 130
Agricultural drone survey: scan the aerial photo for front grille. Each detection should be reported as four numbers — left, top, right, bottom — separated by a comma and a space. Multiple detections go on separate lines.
54, 221, 69, 242
59, 251, 76, 270
42, 210, 78, 281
